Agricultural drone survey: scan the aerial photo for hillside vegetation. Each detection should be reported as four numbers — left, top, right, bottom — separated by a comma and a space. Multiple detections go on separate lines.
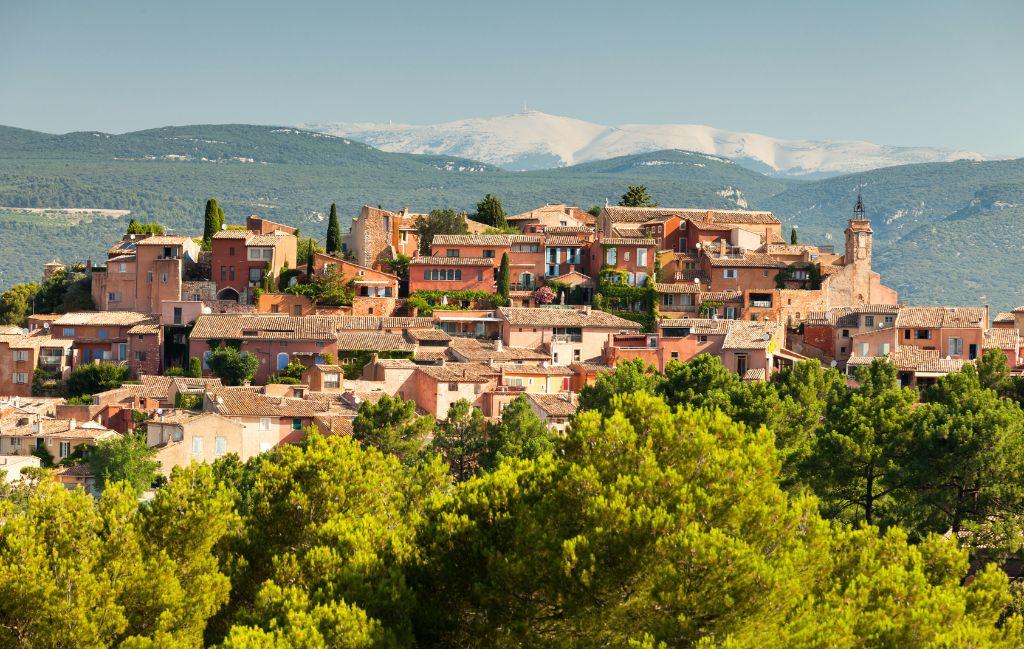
1, 123, 1022, 311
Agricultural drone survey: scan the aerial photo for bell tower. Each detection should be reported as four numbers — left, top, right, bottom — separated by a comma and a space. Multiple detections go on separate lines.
844, 191, 873, 265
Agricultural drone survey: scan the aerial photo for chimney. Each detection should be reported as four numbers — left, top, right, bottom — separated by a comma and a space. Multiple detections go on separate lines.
69, 418, 77, 431
495, 339, 503, 352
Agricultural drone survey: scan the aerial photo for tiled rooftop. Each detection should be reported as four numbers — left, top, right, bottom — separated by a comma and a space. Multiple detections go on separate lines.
498, 307, 642, 329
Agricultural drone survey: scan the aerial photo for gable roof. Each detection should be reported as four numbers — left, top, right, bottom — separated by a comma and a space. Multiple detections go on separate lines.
526, 392, 579, 417
722, 320, 782, 350
416, 362, 499, 383
895, 306, 987, 329
52, 311, 152, 327
498, 307, 642, 329
190, 314, 435, 340
409, 256, 495, 266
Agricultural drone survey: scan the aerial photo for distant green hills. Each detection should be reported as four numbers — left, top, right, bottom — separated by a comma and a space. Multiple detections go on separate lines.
0, 124, 1021, 313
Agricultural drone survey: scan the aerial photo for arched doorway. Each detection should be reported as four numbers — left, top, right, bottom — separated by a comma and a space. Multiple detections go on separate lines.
217, 287, 240, 302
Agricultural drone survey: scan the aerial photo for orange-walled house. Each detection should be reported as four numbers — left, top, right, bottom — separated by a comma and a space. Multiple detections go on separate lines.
498, 306, 642, 366
430, 234, 546, 290
506, 203, 593, 233
310, 252, 399, 316
0, 333, 74, 397
92, 234, 201, 315
592, 238, 657, 285
50, 311, 154, 368
408, 257, 495, 293
984, 328, 1021, 368
397, 362, 499, 419
147, 411, 248, 476
895, 306, 987, 362
210, 218, 297, 303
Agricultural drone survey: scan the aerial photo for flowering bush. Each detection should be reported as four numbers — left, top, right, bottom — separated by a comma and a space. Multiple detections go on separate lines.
533, 286, 556, 305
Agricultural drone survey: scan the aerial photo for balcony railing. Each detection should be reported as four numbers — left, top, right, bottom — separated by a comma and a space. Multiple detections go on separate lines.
510, 283, 536, 292
551, 334, 583, 344
494, 385, 528, 393
660, 304, 697, 312
750, 300, 772, 308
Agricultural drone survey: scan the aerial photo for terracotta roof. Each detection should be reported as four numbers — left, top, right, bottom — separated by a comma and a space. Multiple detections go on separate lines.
550, 270, 593, 286
543, 235, 588, 247
848, 346, 966, 374
498, 307, 642, 329
212, 230, 250, 239
52, 311, 151, 327
369, 358, 419, 369
0, 326, 23, 335
313, 413, 354, 437
600, 237, 657, 246
655, 282, 700, 294
206, 389, 330, 417
409, 256, 495, 266
432, 234, 541, 246
659, 318, 731, 336
336, 332, 415, 352
416, 362, 499, 383
743, 368, 768, 382
127, 322, 160, 335
722, 320, 782, 350
0, 333, 73, 349
413, 349, 449, 363
1, 418, 119, 441
249, 233, 293, 246
600, 206, 680, 223
405, 328, 452, 342
705, 251, 786, 269
134, 235, 192, 246
543, 226, 593, 235
507, 204, 592, 222
896, 307, 987, 329
672, 269, 710, 283
190, 314, 435, 340
994, 312, 1015, 324
984, 328, 1019, 351
525, 392, 579, 417
448, 337, 548, 362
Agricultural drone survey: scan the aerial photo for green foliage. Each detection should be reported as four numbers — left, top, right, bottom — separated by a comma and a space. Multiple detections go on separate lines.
175, 392, 204, 410
0, 281, 39, 325
284, 271, 356, 306
430, 399, 489, 482
482, 395, 554, 470
387, 253, 411, 284
188, 355, 203, 378
336, 350, 412, 379
126, 219, 164, 235
66, 362, 131, 399
86, 434, 160, 495
202, 198, 225, 246
408, 289, 494, 315
326, 203, 342, 254
351, 394, 434, 465
206, 347, 259, 386
31, 367, 62, 397
618, 184, 656, 207
164, 366, 185, 376
0, 465, 235, 647
474, 193, 508, 228
496, 252, 510, 305
578, 358, 665, 415
415, 208, 469, 254
790, 225, 798, 244
587, 204, 602, 217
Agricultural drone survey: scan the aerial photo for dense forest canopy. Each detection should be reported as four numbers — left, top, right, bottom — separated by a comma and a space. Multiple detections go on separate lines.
5, 353, 1024, 647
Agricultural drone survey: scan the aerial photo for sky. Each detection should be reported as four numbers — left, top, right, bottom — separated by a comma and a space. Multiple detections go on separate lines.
1, 0, 1022, 155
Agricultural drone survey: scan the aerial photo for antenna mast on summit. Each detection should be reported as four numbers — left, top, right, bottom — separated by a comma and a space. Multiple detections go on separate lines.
522, 101, 528, 113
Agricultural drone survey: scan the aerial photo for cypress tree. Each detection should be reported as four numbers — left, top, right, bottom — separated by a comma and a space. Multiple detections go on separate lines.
497, 253, 511, 305
202, 199, 223, 244
306, 239, 315, 277
326, 204, 342, 254
790, 226, 798, 244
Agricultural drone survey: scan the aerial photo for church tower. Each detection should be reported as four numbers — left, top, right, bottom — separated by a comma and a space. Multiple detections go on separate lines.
844, 191, 873, 265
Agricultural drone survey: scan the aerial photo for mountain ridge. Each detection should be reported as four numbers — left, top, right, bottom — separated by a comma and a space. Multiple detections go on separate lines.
302, 111, 987, 177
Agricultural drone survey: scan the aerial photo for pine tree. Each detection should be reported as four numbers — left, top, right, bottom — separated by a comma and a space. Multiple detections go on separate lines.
497, 253, 511, 305
126, 218, 143, 235
326, 204, 342, 255
475, 194, 507, 228
790, 226, 798, 244
618, 185, 657, 207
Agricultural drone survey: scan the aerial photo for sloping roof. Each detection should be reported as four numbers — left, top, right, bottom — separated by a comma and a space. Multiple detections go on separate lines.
336, 332, 415, 352
52, 311, 151, 327
416, 362, 499, 383
206, 389, 330, 417
550, 270, 593, 286
984, 328, 1020, 351
127, 322, 161, 335
211, 230, 251, 240
655, 282, 699, 294
722, 320, 782, 350
405, 328, 452, 342
994, 312, 1015, 324
543, 226, 593, 235
705, 251, 786, 269
409, 256, 494, 266
498, 363, 573, 376
134, 235, 192, 246
190, 314, 436, 340
659, 318, 731, 336
432, 234, 542, 246
249, 233, 293, 246
447, 337, 548, 362
0, 332, 74, 349
847, 346, 966, 374
543, 235, 589, 247
600, 238, 658, 246
743, 368, 768, 382
526, 392, 579, 417
1, 418, 119, 440
498, 307, 642, 329
896, 307, 987, 329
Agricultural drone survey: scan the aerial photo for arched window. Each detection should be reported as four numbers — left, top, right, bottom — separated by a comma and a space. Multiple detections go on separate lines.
423, 269, 430, 280
277, 352, 289, 370
454, 269, 462, 281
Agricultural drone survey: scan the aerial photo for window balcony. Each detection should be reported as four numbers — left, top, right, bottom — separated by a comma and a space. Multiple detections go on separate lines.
551, 334, 583, 344
750, 300, 772, 308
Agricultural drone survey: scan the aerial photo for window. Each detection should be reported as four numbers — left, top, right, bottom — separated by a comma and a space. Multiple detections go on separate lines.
723, 269, 737, 279
698, 335, 708, 343
118, 343, 127, 361
483, 249, 495, 259
107, 292, 120, 302
98, 329, 107, 339
202, 350, 212, 369
842, 329, 850, 338
292, 418, 302, 431
173, 307, 183, 324
573, 349, 581, 362
220, 266, 227, 281
59, 441, 71, 458
160, 272, 169, 283
623, 251, 631, 262
448, 382, 459, 392
259, 417, 272, 431
215, 436, 227, 455
606, 247, 617, 265
249, 268, 263, 283
725, 307, 737, 319
477, 270, 483, 281
446, 249, 460, 257
637, 248, 647, 266
193, 437, 203, 455
147, 271, 154, 283
62, 327, 75, 337
670, 351, 680, 360
134, 351, 146, 361
324, 372, 340, 389
880, 343, 891, 355
277, 352, 289, 370
735, 354, 747, 376
248, 247, 273, 260
13, 350, 28, 362
118, 263, 127, 273
864, 315, 875, 327
884, 316, 895, 324
662, 294, 674, 306
635, 272, 648, 286
949, 337, 963, 356
915, 329, 932, 340
859, 342, 869, 356
13, 372, 28, 384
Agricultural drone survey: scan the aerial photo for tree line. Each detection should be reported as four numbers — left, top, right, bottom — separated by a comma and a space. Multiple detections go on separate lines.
4, 353, 1024, 646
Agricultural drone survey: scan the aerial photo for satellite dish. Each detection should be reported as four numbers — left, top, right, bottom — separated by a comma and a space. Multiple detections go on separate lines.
202, 306, 213, 314
693, 277, 700, 285
762, 333, 771, 342
830, 360, 838, 368
878, 322, 884, 328
156, 408, 163, 416
43, 322, 50, 330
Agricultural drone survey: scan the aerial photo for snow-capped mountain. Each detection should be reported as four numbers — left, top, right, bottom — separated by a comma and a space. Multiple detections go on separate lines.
301, 111, 986, 177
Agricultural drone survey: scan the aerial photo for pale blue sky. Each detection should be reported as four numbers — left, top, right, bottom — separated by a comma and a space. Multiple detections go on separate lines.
1, 0, 1021, 155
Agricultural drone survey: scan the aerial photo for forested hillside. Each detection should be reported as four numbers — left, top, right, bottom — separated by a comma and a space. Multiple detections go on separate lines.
1, 123, 1023, 311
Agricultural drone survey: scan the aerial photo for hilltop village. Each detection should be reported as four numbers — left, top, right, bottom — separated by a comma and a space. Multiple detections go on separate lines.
0, 194, 1009, 487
